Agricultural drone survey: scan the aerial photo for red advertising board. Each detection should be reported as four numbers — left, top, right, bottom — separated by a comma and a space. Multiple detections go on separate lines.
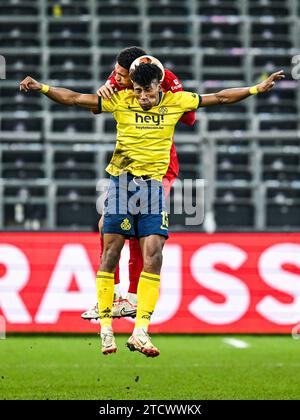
0, 232, 299, 333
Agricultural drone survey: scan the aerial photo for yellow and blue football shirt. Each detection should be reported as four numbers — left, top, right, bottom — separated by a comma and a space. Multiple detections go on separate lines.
98, 90, 201, 181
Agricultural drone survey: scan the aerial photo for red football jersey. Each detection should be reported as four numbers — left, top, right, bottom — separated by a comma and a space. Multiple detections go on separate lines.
99, 68, 197, 181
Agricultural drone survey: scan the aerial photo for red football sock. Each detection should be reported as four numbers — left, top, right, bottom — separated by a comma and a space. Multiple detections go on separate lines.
128, 238, 143, 294
99, 234, 120, 285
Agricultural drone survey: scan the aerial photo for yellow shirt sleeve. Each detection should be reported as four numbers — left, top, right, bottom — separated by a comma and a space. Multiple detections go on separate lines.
98, 92, 122, 113
176, 91, 202, 112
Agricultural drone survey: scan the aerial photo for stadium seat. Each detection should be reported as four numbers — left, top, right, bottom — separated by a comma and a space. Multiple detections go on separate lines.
4, 53, 41, 79
205, 103, 247, 115
208, 118, 249, 132
263, 153, 300, 182
103, 117, 117, 134
54, 169, 96, 181
156, 54, 194, 81
248, 0, 290, 17
202, 54, 245, 84
147, 0, 189, 16
201, 22, 242, 49
53, 151, 96, 180
253, 53, 291, 76
215, 203, 254, 227
267, 204, 300, 227
0, 22, 40, 47
258, 137, 300, 148
150, 22, 192, 48
51, 117, 94, 133
255, 88, 297, 115
4, 203, 47, 229
216, 187, 253, 203
1, 150, 45, 180
197, 0, 240, 16
267, 187, 300, 205
259, 118, 298, 131
56, 186, 96, 200
47, 1, 90, 17
3, 183, 48, 229
251, 22, 292, 49
4, 186, 46, 200
56, 202, 97, 228
215, 187, 254, 227
178, 151, 202, 180
98, 22, 141, 47
0, 2, 39, 17
96, 1, 139, 16
49, 54, 92, 81
0, 88, 42, 112
216, 138, 251, 148
215, 149, 252, 186
48, 22, 91, 48
1, 118, 43, 133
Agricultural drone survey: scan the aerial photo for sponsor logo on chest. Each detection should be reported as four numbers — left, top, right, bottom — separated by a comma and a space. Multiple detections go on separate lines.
135, 112, 165, 126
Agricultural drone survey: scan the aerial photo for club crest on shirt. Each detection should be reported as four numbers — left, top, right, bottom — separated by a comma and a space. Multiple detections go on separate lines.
158, 106, 168, 115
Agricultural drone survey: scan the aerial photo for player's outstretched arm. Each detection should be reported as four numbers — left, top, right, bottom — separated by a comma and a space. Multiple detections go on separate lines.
201, 70, 285, 107
19, 76, 98, 109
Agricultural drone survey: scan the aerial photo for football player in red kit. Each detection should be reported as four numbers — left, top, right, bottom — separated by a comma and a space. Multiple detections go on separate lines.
81, 46, 196, 321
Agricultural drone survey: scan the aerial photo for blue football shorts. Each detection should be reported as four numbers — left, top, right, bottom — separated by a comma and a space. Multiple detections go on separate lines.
102, 173, 169, 239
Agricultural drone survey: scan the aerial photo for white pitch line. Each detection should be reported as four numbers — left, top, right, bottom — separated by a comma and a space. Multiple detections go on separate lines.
223, 338, 250, 349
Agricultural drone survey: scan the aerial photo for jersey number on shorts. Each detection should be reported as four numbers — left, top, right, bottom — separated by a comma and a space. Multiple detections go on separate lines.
160, 211, 169, 231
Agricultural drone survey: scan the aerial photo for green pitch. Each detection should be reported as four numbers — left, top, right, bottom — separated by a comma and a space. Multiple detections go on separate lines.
0, 335, 299, 400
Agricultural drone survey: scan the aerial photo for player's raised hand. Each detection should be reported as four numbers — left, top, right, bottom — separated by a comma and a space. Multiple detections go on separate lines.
257, 70, 285, 93
97, 81, 116, 100
20, 76, 42, 92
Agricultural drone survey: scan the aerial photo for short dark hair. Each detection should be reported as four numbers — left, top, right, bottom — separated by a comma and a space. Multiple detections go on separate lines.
116, 46, 146, 70
130, 63, 162, 87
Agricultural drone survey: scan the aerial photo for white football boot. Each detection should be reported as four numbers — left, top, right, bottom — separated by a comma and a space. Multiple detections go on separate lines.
126, 328, 160, 358
81, 303, 99, 320
101, 327, 117, 355
112, 296, 137, 318
81, 297, 137, 320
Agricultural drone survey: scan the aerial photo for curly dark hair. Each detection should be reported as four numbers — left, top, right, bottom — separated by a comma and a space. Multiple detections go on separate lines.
130, 63, 162, 87
116, 46, 146, 70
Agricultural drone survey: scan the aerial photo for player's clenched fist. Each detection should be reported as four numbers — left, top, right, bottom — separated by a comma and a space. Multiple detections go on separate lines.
19, 76, 42, 92
257, 70, 285, 93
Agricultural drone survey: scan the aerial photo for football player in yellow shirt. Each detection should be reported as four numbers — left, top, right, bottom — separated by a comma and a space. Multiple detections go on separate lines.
20, 65, 284, 357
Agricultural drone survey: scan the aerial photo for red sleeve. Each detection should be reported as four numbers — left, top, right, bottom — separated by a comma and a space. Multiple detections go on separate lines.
179, 110, 196, 126
161, 68, 183, 93
162, 69, 196, 126
164, 141, 179, 181
107, 70, 122, 90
